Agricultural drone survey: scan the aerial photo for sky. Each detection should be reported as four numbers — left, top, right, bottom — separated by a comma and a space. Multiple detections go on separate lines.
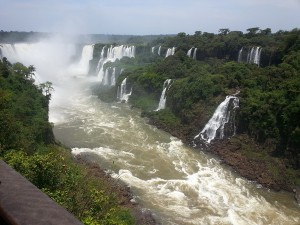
1, 0, 300, 35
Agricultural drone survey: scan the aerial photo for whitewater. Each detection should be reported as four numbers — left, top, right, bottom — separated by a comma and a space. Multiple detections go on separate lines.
1, 41, 299, 225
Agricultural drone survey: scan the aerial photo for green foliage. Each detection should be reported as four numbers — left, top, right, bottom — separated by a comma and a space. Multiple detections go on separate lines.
0, 59, 53, 152
2, 149, 134, 225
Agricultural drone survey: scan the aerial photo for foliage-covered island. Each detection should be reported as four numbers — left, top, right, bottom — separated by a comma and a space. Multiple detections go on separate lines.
93, 28, 300, 193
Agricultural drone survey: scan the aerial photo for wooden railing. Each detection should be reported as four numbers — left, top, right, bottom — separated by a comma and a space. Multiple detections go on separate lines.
0, 160, 83, 225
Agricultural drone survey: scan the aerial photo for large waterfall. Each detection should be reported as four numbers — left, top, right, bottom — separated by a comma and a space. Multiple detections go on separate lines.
195, 95, 239, 143
155, 79, 172, 111
97, 45, 135, 86
0, 42, 93, 82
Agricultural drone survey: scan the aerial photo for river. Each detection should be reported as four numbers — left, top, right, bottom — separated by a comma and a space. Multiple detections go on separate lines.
51, 78, 300, 225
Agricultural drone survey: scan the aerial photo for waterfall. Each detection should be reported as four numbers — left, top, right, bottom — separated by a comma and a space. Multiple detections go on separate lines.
118, 77, 132, 103
193, 48, 197, 60
238, 47, 243, 62
111, 67, 116, 86
187, 48, 193, 57
96, 46, 106, 72
187, 47, 197, 60
194, 95, 239, 143
76, 45, 94, 75
155, 79, 172, 111
97, 45, 135, 85
151, 47, 155, 54
244, 46, 262, 66
0, 44, 18, 62
158, 46, 161, 56
165, 47, 176, 58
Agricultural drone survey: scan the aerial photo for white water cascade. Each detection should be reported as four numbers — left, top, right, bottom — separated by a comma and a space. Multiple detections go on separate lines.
97, 45, 135, 85
187, 48, 193, 57
151, 46, 155, 54
158, 46, 161, 56
165, 47, 176, 58
238, 47, 243, 62
247, 47, 262, 65
155, 79, 172, 111
193, 48, 197, 60
0, 42, 93, 82
118, 77, 132, 103
195, 95, 239, 143
187, 47, 197, 60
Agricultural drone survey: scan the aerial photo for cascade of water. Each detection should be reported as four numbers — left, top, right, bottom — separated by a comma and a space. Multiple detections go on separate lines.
76, 45, 94, 75
155, 79, 172, 111
118, 77, 132, 103
158, 46, 161, 56
165, 47, 176, 58
238, 47, 243, 62
194, 95, 239, 143
111, 67, 116, 86
187, 48, 193, 57
97, 45, 135, 84
193, 48, 197, 60
253, 47, 262, 66
96, 46, 106, 72
245, 47, 261, 66
0, 44, 18, 62
151, 47, 155, 54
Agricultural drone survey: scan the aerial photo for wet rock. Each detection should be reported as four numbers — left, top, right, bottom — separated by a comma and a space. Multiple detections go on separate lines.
293, 187, 300, 204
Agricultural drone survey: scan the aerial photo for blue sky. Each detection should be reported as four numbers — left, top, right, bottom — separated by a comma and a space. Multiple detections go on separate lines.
1, 0, 299, 34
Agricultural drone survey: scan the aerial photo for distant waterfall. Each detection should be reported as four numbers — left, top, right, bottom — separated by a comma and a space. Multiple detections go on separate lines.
158, 46, 161, 56
187, 48, 193, 57
0, 43, 91, 80
193, 48, 197, 60
97, 45, 135, 85
0, 44, 18, 62
247, 47, 262, 66
155, 79, 172, 111
165, 47, 176, 58
194, 95, 239, 143
151, 47, 155, 54
238, 47, 243, 62
187, 47, 197, 60
76, 45, 94, 74
118, 77, 132, 103
238, 46, 262, 66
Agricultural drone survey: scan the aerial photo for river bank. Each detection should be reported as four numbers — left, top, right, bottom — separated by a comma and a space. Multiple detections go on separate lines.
73, 154, 160, 225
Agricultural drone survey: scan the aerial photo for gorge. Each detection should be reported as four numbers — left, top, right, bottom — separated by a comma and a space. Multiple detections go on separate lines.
1, 29, 300, 225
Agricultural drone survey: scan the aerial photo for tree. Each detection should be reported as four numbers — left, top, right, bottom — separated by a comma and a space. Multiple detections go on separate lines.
246, 27, 260, 36
219, 28, 230, 35
39, 81, 54, 99
260, 28, 272, 35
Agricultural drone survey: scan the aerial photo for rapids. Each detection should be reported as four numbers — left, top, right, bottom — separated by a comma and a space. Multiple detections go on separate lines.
52, 81, 300, 225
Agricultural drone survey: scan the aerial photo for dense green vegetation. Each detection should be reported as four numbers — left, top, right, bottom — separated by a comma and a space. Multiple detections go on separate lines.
95, 28, 300, 189
0, 58, 135, 225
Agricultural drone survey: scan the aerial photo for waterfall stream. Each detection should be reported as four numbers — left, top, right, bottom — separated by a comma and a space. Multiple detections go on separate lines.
155, 79, 172, 111
195, 95, 239, 143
